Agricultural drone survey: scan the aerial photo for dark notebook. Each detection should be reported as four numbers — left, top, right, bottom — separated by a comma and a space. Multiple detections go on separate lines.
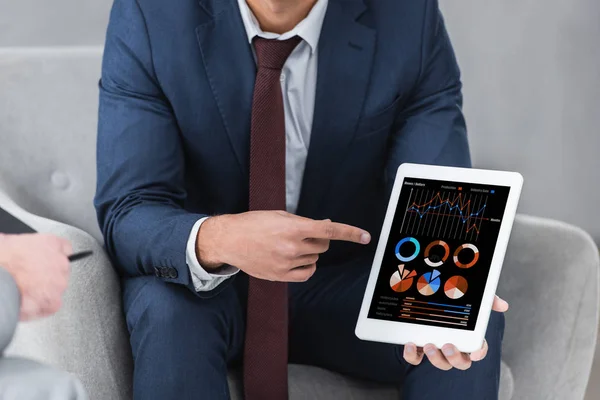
0, 207, 36, 234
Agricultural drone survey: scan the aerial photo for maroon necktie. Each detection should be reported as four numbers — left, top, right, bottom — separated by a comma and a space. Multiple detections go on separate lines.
244, 36, 301, 400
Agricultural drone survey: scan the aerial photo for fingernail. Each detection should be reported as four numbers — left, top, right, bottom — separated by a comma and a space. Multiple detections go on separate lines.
425, 346, 436, 356
406, 344, 415, 354
442, 347, 455, 356
360, 232, 371, 244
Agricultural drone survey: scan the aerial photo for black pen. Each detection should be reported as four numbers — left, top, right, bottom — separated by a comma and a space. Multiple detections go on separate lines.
68, 251, 94, 263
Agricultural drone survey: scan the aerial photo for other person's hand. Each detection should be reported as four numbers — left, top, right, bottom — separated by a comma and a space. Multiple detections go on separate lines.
402, 295, 509, 370
0, 233, 73, 321
196, 211, 371, 282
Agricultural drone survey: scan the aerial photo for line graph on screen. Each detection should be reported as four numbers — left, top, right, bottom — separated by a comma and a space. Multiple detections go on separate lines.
399, 189, 489, 241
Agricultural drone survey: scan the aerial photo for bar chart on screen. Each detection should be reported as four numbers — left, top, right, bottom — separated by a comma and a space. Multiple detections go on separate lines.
399, 297, 471, 327
399, 188, 489, 241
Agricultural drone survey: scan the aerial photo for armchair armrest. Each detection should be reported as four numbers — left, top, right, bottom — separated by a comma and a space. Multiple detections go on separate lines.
0, 190, 133, 400
499, 214, 600, 400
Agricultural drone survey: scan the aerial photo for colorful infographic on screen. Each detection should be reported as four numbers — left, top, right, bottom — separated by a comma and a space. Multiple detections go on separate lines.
367, 178, 510, 331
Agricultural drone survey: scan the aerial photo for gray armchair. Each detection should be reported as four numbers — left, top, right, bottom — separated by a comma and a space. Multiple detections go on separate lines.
1, 48, 598, 400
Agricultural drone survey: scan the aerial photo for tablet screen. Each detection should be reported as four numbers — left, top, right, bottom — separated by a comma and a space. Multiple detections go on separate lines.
367, 178, 510, 331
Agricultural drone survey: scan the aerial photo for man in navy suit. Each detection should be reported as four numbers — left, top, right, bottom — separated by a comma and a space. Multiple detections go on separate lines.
95, 0, 508, 399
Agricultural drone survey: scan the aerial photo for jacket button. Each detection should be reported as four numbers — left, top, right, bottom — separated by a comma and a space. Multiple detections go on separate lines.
168, 268, 178, 279
154, 267, 161, 277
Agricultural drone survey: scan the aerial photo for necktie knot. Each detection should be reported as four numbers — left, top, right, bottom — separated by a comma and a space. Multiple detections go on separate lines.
254, 36, 302, 70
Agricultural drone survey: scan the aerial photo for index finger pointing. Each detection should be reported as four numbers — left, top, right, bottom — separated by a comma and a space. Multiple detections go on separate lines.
307, 221, 371, 244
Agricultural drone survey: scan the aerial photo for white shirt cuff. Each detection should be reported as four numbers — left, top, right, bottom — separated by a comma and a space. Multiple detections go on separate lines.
186, 217, 239, 292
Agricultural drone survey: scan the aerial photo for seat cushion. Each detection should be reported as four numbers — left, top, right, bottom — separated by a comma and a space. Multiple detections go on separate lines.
1, 192, 133, 400
228, 362, 514, 400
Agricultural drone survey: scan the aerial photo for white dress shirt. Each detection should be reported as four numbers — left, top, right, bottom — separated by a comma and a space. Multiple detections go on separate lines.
186, 0, 329, 291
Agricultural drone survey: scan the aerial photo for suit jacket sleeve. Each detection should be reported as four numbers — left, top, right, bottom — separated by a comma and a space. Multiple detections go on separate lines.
385, 0, 471, 191
95, 0, 205, 290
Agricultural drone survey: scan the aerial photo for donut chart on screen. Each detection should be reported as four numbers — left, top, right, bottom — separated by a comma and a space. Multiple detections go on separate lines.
389, 265, 417, 293
416, 270, 442, 296
395, 237, 420, 262
424, 240, 450, 267
453, 243, 480, 269
444, 276, 469, 299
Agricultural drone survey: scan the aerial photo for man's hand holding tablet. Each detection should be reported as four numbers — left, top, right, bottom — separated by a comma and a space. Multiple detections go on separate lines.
356, 164, 523, 369
403, 295, 509, 370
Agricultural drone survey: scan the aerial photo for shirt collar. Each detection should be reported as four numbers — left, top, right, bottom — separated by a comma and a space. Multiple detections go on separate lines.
237, 0, 328, 54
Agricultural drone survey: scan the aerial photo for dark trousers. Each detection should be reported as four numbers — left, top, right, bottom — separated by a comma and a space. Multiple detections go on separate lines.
123, 259, 504, 400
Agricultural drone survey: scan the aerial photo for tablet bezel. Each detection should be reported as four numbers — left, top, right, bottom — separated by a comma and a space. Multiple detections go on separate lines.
355, 163, 523, 353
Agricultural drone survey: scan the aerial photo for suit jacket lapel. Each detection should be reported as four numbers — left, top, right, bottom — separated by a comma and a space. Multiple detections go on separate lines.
297, 0, 376, 217
196, 0, 256, 178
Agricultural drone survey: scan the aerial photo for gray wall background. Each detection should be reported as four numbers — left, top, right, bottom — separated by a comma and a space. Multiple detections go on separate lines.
0, 0, 110, 46
0, 0, 599, 245
441, 0, 600, 245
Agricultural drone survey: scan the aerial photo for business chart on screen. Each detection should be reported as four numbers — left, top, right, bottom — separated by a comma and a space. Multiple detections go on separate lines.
367, 178, 511, 331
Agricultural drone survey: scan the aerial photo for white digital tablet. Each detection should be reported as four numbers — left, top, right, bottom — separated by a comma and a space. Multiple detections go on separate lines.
356, 163, 523, 353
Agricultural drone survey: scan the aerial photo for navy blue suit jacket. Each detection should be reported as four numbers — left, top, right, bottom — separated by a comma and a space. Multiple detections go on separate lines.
95, 0, 471, 295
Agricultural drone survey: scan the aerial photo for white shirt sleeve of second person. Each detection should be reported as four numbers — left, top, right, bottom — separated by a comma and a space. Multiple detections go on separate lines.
186, 217, 240, 292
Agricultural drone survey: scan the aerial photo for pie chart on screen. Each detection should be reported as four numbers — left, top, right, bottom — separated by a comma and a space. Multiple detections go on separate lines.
416, 270, 441, 296
390, 265, 417, 293
444, 276, 468, 299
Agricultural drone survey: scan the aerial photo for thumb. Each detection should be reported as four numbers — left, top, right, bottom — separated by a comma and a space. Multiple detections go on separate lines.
492, 295, 509, 312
